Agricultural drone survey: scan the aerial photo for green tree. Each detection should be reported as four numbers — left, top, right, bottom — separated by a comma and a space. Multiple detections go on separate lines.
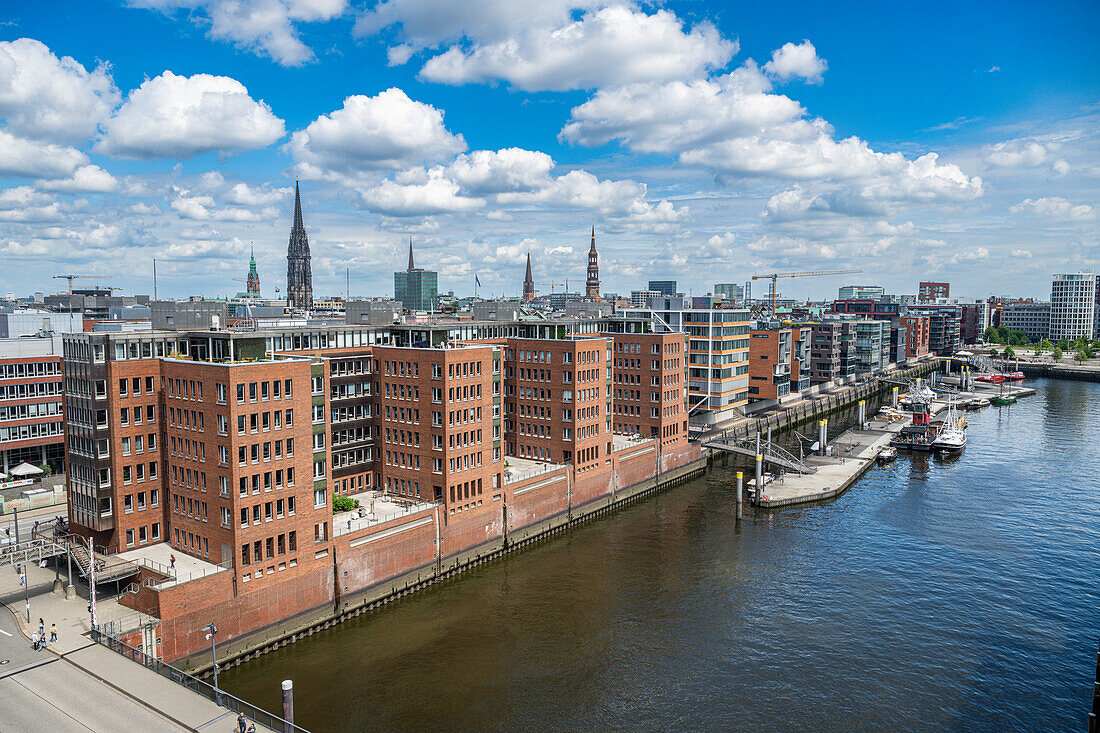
989, 347, 999, 357
1052, 346, 1063, 360
1003, 345, 1016, 359
333, 495, 360, 513
983, 327, 1001, 344
1075, 349, 1089, 362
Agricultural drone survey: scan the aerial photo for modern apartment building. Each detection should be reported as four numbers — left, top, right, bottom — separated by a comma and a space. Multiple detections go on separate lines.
612, 298, 750, 427
1049, 272, 1099, 340
899, 315, 930, 358
647, 281, 678, 297
850, 320, 892, 373
1, 336, 65, 474
713, 283, 745, 303
837, 285, 884, 300
907, 306, 961, 356
918, 282, 950, 303
631, 290, 660, 308
1000, 302, 1051, 342
808, 321, 855, 384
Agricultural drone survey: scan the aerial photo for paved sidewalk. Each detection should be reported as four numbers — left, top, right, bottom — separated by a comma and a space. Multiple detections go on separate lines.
0, 561, 277, 731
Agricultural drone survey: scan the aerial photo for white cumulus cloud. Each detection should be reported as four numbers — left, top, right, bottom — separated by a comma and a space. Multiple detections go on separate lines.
287, 88, 466, 175
1010, 197, 1095, 221
763, 40, 826, 84
97, 71, 285, 159
418, 5, 735, 91
129, 0, 347, 66
0, 38, 120, 144
0, 130, 88, 179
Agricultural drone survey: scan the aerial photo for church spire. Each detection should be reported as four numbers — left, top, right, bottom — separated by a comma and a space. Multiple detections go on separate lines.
287, 181, 313, 310
585, 224, 600, 301
523, 251, 535, 302
292, 180, 305, 234
408, 238, 415, 270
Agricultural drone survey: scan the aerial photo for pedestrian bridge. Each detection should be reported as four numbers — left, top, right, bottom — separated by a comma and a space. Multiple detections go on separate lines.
0, 535, 138, 583
702, 436, 816, 474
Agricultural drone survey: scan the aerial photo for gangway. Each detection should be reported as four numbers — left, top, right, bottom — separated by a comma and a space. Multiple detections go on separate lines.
702, 434, 817, 474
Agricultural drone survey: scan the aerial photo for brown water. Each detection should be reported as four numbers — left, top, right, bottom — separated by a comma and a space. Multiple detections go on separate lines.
220, 378, 1099, 732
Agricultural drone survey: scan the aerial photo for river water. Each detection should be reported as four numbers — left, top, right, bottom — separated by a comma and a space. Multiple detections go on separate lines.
221, 377, 1099, 732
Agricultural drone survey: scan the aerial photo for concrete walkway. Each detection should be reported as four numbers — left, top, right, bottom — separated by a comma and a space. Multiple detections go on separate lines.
0, 562, 277, 732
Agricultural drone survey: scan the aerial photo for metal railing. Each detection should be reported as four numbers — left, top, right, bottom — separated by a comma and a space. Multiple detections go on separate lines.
90, 628, 309, 733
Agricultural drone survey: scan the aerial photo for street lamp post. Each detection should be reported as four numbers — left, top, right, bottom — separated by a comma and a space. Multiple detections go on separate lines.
203, 623, 219, 703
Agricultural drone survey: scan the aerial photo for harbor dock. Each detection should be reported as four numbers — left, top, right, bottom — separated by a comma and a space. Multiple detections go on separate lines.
748, 379, 1035, 508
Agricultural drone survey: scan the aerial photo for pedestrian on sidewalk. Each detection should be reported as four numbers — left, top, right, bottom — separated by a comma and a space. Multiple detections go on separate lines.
237, 712, 248, 732
50, 623, 57, 643
170, 554, 176, 569
31, 631, 39, 651
38, 618, 44, 637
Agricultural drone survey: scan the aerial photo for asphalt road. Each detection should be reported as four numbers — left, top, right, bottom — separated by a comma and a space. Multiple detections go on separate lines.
0, 606, 187, 732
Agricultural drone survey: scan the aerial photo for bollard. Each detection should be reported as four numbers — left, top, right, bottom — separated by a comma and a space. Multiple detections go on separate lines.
282, 679, 294, 731
755, 454, 763, 503
819, 419, 828, 456
735, 472, 743, 520
858, 400, 865, 428
892, 387, 898, 408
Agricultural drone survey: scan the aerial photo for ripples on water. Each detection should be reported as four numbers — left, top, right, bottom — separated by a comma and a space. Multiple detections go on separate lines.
221, 379, 1099, 732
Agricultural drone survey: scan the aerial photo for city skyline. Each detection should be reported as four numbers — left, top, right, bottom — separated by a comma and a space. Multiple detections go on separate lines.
0, 1, 1097, 301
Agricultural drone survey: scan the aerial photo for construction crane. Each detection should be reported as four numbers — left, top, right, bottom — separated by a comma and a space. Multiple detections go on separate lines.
53, 274, 113, 294
531, 281, 567, 294
751, 269, 863, 315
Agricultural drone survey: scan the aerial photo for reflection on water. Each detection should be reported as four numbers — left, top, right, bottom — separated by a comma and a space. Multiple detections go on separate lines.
221, 378, 1099, 732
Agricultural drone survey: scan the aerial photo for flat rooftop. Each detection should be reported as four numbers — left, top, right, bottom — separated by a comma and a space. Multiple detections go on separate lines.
503, 455, 564, 485
117, 542, 228, 589
334, 491, 438, 536
613, 433, 650, 451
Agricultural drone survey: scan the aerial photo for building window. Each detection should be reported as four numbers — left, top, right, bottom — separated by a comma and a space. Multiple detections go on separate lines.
314, 488, 326, 508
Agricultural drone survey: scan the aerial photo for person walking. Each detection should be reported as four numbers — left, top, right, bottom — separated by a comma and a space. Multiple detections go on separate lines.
237, 712, 248, 732
170, 554, 176, 570
38, 619, 44, 637
31, 631, 39, 651
50, 623, 57, 643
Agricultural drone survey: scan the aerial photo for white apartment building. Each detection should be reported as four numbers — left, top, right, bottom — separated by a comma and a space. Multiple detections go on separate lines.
1049, 273, 1099, 340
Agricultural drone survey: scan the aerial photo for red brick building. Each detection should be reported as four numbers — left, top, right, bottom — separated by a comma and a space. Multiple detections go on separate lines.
608, 331, 687, 449
900, 315, 930, 358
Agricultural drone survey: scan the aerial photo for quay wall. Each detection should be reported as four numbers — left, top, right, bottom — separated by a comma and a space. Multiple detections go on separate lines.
1015, 362, 1100, 382
155, 441, 703, 673
125, 365, 931, 671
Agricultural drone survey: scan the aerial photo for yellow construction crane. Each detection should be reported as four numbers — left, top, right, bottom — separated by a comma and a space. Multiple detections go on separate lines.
52, 274, 112, 294
751, 269, 863, 315
531, 281, 567, 294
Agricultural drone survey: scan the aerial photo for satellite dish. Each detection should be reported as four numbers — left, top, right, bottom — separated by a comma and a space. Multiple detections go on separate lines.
810, 442, 820, 451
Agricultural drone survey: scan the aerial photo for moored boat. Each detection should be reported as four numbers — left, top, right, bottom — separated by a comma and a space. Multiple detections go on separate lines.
991, 394, 1017, 405
965, 397, 990, 410
932, 426, 966, 452
878, 446, 898, 462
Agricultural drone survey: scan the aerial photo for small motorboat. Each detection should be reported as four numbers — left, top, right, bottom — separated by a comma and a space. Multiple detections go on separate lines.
932, 426, 967, 452
976, 373, 1006, 383
878, 446, 898, 462
1002, 371, 1025, 381
991, 394, 1017, 406
964, 397, 990, 411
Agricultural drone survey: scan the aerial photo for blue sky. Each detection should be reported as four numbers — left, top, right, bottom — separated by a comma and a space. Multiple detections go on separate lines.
0, 0, 1097, 301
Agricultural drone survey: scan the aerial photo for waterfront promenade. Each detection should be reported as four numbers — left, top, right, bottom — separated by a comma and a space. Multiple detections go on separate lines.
0, 561, 277, 731
752, 380, 1036, 508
